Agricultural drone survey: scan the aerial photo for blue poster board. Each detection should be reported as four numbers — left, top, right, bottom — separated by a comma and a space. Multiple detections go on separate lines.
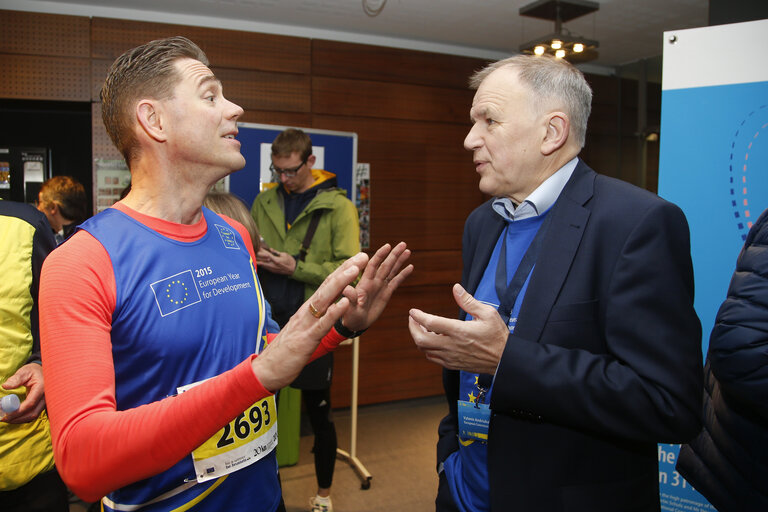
228, 122, 357, 208
656, 19, 768, 512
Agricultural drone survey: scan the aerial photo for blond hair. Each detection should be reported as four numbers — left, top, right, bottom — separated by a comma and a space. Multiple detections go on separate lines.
204, 191, 260, 252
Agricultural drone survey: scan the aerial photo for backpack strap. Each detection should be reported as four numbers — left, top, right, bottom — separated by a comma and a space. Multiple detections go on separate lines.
297, 210, 323, 262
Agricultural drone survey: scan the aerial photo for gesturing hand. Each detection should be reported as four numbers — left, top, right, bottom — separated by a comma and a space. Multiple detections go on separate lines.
340, 242, 413, 332
252, 252, 368, 391
409, 283, 508, 375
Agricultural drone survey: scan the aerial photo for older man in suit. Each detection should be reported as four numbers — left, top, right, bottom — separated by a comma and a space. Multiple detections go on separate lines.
408, 55, 702, 512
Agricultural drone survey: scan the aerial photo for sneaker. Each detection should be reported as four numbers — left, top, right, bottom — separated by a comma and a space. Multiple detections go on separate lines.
309, 495, 333, 512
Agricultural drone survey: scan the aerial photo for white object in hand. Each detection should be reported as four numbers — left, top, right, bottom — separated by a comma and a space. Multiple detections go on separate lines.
1, 394, 20, 414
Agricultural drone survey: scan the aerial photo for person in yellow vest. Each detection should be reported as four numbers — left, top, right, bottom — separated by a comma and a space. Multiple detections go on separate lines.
0, 199, 67, 511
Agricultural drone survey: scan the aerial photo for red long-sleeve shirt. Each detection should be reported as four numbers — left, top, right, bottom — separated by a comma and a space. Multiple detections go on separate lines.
39, 203, 344, 501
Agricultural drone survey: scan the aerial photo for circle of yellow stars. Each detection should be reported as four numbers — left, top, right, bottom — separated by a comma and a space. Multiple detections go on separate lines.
165, 279, 189, 305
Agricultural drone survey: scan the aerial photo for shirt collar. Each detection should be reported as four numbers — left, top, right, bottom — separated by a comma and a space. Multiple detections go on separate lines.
492, 157, 579, 222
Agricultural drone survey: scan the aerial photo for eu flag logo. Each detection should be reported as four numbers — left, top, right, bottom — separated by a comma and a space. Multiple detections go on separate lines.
214, 224, 240, 250
150, 270, 202, 317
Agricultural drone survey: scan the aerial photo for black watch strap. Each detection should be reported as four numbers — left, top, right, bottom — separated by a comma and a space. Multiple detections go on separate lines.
334, 318, 367, 339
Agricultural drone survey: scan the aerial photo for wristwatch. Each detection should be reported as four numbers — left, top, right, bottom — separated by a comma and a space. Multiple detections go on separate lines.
334, 318, 367, 339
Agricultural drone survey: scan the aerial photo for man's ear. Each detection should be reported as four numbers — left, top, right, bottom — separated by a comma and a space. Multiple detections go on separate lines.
136, 100, 167, 143
307, 154, 317, 168
541, 112, 570, 156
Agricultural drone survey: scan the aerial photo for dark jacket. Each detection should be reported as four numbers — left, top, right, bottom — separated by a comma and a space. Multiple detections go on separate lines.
676, 208, 768, 512
0, 200, 57, 490
438, 160, 702, 512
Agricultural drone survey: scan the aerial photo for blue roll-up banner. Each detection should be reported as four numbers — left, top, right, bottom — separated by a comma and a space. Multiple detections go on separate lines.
228, 123, 357, 208
657, 19, 768, 512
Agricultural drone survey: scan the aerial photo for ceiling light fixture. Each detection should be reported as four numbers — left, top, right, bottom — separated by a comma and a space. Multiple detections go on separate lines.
519, 0, 600, 63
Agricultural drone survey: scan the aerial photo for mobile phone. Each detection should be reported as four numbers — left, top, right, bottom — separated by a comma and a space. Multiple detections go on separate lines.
259, 237, 280, 256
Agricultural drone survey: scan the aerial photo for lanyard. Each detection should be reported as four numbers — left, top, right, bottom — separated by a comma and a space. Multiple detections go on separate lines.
493, 211, 553, 326
474, 210, 553, 404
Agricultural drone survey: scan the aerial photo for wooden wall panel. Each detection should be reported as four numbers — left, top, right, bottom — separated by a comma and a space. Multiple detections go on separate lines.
91, 59, 111, 102
92, 61, 311, 114
582, 132, 620, 179
400, 250, 462, 288
313, 39, 487, 89
312, 115, 484, 251
0, 10, 89, 58
586, 74, 620, 105
91, 18, 310, 74
331, 285, 456, 407
239, 111, 312, 128
315, 107, 478, 406
588, 102, 620, 135
91, 102, 122, 162
0, 54, 90, 101
313, 77, 473, 123
214, 68, 310, 113
2, 9, 662, 409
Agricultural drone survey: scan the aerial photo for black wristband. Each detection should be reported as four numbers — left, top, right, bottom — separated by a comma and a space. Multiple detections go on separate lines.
334, 318, 367, 339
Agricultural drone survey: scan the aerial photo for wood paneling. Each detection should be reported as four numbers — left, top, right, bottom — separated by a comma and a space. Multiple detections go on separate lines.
214, 68, 311, 113
313, 39, 487, 89
331, 285, 457, 407
401, 250, 462, 288
92, 61, 311, 114
313, 76, 473, 123
0, 10, 89, 58
0, 54, 90, 101
312, 115, 484, 251
91, 17, 310, 74
239, 111, 312, 128
2, 9, 662, 409
91, 59, 111, 102
91, 103, 122, 162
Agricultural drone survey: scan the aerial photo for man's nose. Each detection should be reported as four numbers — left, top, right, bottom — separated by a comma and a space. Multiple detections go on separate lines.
464, 124, 480, 151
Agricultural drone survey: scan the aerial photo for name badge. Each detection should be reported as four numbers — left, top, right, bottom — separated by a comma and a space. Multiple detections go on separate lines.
178, 380, 278, 483
458, 400, 491, 442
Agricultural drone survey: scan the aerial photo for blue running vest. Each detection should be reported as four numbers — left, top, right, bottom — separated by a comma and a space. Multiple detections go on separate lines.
79, 207, 281, 512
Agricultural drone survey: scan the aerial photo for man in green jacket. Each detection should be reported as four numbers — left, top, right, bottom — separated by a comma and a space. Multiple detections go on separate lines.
251, 128, 359, 512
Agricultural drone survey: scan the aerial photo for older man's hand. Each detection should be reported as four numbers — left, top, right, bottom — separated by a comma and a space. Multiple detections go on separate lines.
409, 284, 508, 375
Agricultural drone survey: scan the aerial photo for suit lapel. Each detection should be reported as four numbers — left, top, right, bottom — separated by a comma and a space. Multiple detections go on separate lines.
513, 161, 595, 343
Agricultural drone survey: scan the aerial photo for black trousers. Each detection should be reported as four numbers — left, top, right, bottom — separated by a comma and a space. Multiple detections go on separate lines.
435, 470, 461, 512
303, 387, 337, 489
1, 468, 68, 512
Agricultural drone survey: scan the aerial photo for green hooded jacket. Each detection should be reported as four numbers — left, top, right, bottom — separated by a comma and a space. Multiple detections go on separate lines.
250, 169, 360, 300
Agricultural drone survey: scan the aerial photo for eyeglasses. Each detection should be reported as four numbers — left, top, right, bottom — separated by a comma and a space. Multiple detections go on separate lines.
269, 158, 307, 178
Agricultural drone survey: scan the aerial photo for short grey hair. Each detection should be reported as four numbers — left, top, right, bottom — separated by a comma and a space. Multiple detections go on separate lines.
470, 55, 592, 148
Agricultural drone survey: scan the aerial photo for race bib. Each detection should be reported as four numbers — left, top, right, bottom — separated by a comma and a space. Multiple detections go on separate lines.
178, 380, 278, 483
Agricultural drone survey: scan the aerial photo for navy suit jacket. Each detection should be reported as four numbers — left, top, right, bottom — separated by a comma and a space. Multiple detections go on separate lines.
438, 160, 703, 511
